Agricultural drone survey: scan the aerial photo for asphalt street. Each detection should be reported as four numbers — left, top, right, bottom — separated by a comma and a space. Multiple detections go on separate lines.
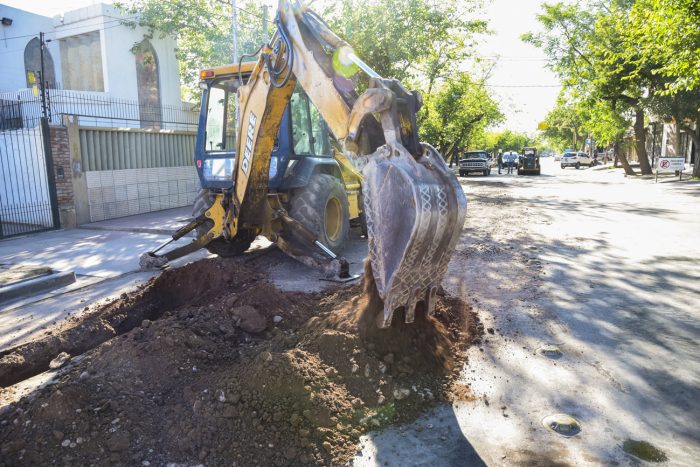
356, 159, 700, 466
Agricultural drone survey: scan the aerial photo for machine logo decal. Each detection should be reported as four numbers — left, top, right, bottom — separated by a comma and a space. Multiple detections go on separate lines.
241, 111, 257, 176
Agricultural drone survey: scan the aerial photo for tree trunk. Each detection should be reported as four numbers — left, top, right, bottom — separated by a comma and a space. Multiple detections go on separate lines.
690, 125, 700, 178
634, 109, 653, 175
615, 141, 635, 175
681, 115, 700, 178
614, 141, 619, 167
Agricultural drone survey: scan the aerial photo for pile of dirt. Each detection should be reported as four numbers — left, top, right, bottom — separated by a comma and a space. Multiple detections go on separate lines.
0, 257, 481, 466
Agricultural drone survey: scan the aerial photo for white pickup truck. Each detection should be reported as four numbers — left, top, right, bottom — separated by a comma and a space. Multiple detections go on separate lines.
560, 152, 592, 169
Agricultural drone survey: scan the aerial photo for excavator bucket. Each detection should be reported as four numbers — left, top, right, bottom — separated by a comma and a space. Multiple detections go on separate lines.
363, 143, 467, 328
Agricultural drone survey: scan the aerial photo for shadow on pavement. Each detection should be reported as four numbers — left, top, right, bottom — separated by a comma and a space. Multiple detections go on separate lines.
357, 404, 486, 467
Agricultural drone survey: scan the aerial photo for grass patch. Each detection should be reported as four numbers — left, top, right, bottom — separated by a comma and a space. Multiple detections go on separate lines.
622, 439, 668, 462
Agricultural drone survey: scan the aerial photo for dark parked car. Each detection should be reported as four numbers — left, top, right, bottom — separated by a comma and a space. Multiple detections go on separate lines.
518, 147, 541, 175
459, 150, 491, 176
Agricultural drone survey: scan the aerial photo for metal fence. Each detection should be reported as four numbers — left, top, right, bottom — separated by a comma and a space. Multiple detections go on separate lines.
0, 87, 199, 237
0, 115, 59, 239
0, 87, 199, 132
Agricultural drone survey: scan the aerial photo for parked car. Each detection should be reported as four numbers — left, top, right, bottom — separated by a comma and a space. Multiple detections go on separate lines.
560, 151, 592, 169
459, 150, 491, 176
554, 153, 563, 161
518, 147, 541, 175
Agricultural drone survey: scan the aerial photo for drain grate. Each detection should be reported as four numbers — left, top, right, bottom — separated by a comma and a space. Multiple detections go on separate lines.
542, 413, 581, 437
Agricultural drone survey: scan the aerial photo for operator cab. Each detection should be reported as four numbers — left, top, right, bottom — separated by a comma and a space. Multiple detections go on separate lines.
195, 63, 335, 191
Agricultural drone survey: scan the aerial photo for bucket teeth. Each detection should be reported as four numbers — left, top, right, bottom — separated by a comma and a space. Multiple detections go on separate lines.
364, 143, 467, 328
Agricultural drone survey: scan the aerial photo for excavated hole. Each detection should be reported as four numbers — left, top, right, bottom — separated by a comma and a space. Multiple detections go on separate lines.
0, 256, 482, 466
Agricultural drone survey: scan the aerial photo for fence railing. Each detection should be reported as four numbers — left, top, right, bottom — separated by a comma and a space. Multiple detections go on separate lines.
0, 88, 199, 132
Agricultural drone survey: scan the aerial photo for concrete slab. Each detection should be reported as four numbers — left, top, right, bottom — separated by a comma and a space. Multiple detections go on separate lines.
79, 206, 193, 235
0, 271, 76, 303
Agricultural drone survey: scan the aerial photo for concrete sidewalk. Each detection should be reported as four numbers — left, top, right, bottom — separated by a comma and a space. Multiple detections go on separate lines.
0, 208, 210, 350
80, 206, 193, 235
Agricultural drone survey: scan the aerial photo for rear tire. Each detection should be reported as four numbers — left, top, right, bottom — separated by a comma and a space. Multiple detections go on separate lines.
193, 189, 255, 257
289, 173, 350, 252
561, 165, 565, 169
459, 171, 466, 177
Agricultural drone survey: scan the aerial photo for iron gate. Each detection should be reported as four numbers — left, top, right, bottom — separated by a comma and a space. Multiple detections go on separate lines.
0, 97, 60, 239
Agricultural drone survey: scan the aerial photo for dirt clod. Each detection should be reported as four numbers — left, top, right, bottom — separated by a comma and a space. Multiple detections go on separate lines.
0, 256, 481, 466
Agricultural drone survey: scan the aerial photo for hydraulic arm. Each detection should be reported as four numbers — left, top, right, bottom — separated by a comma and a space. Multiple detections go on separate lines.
144, 0, 467, 327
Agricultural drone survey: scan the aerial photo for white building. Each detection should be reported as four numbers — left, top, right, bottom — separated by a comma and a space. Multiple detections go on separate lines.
0, 3, 182, 111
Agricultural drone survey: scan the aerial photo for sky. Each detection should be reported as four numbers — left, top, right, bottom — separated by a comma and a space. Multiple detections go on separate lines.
2, 0, 560, 134
473, 0, 561, 134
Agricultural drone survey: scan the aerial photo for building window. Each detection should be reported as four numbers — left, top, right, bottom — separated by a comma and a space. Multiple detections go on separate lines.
59, 31, 104, 91
134, 39, 162, 128
24, 37, 56, 88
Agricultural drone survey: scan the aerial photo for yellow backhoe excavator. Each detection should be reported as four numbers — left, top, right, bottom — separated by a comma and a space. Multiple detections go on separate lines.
142, 0, 467, 328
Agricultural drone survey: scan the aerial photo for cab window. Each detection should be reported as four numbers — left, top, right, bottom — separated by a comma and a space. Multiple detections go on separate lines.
204, 78, 238, 152
291, 90, 313, 155
291, 86, 331, 157
309, 102, 331, 156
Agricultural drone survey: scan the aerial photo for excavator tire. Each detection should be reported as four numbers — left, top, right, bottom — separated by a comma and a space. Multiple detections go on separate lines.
193, 189, 255, 257
289, 173, 350, 252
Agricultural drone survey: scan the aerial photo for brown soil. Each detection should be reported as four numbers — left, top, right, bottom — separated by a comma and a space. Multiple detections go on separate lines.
0, 257, 481, 466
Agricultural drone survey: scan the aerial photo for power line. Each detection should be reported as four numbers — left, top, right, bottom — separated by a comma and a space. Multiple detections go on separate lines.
0, 14, 139, 42
482, 83, 565, 88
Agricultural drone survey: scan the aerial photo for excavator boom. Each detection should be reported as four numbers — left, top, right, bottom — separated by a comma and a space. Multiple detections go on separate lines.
229, 0, 467, 327
142, 0, 467, 328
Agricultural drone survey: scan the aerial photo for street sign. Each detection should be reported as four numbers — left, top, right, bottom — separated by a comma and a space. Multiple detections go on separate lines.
656, 157, 685, 173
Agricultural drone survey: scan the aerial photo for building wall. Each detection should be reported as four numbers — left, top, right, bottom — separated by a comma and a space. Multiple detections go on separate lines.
59, 117, 199, 224
48, 125, 77, 228
54, 3, 181, 108
83, 166, 199, 223
0, 3, 181, 108
0, 5, 61, 93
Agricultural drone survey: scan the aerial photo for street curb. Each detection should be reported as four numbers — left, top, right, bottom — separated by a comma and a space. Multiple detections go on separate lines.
78, 224, 197, 237
0, 271, 77, 304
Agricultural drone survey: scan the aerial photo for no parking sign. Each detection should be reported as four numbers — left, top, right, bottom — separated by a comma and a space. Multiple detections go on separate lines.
657, 158, 685, 172
656, 157, 686, 181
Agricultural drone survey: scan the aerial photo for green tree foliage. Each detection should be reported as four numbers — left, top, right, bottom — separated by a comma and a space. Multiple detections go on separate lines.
117, 0, 269, 101
526, 0, 699, 176
540, 95, 584, 151
419, 74, 503, 164
323, 0, 487, 90
118, 0, 502, 160
628, 0, 700, 95
523, 1, 648, 174
479, 130, 533, 152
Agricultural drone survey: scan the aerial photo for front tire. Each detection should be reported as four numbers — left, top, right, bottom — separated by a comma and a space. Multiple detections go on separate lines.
561, 165, 565, 169
193, 189, 255, 257
575, 162, 581, 169
289, 173, 350, 252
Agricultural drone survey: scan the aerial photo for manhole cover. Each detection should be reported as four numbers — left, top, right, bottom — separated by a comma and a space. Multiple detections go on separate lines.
542, 413, 581, 437
537, 344, 563, 359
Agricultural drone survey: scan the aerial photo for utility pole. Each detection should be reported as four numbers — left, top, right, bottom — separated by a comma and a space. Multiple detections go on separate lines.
39, 31, 47, 119
231, 0, 239, 63
263, 4, 269, 37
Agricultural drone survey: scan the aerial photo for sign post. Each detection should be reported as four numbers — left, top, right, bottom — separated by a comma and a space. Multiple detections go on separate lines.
655, 157, 685, 182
